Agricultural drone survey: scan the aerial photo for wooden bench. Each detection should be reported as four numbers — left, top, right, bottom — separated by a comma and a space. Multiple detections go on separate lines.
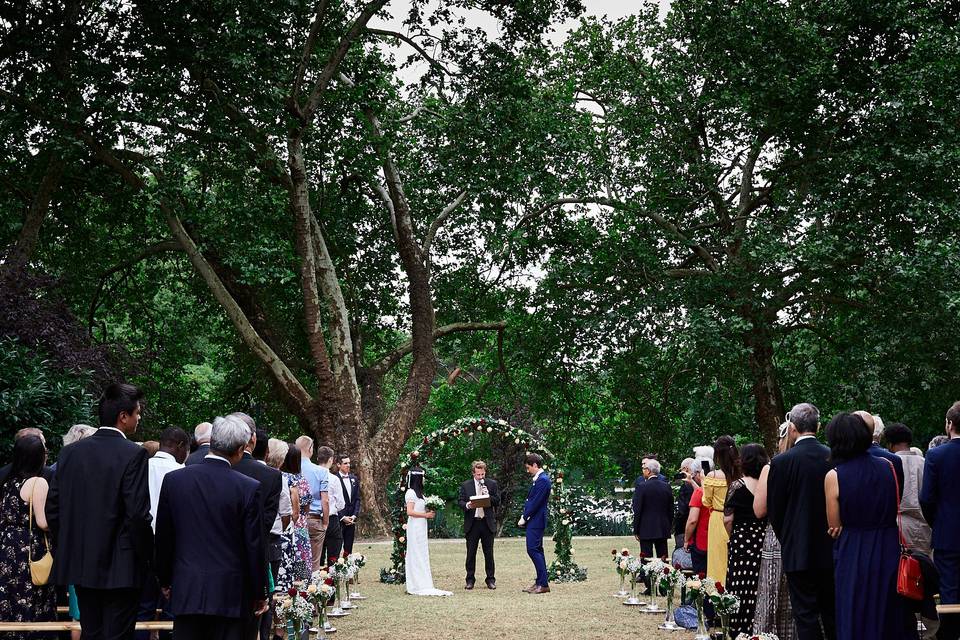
0, 621, 173, 631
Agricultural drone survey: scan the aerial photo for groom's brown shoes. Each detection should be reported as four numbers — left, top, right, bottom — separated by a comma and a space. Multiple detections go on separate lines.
465, 579, 475, 590
529, 585, 551, 594
522, 583, 536, 593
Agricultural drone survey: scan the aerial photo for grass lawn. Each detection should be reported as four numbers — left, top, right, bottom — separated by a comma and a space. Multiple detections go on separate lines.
337, 535, 689, 639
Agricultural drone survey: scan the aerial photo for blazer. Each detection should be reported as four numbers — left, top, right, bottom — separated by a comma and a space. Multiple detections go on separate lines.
632, 475, 674, 540
183, 443, 210, 466
673, 481, 694, 536
155, 458, 265, 617
47, 428, 153, 589
919, 437, 960, 552
767, 437, 834, 572
458, 477, 501, 534
336, 473, 361, 518
232, 453, 282, 547
869, 443, 905, 499
522, 472, 551, 530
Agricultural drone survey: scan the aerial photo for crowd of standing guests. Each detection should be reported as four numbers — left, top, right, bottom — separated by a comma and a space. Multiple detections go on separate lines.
0, 382, 362, 640
631, 400, 960, 640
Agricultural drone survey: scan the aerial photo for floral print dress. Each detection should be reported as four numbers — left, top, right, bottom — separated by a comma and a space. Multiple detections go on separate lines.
277, 472, 313, 589
0, 478, 57, 638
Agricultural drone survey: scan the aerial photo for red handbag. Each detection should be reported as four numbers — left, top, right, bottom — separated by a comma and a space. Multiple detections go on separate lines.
887, 460, 923, 600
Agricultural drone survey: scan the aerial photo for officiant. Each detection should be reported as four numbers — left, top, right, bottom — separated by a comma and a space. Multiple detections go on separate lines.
458, 460, 501, 590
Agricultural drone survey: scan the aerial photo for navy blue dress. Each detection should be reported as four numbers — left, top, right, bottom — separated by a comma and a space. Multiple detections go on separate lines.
834, 453, 913, 640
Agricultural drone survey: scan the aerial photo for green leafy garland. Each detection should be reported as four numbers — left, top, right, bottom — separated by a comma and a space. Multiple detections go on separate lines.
380, 416, 586, 583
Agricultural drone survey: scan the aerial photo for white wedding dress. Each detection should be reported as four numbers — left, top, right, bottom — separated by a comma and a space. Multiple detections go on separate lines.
404, 489, 452, 596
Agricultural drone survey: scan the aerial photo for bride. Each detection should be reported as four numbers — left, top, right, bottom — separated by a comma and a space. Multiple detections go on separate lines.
404, 466, 452, 596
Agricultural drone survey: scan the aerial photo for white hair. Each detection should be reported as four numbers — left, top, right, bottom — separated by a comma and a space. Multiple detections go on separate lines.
872, 414, 885, 440
680, 457, 695, 474
63, 424, 96, 447
194, 421, 213, 444
228, 412, 256, 435
692, 445, 714, 474
211, 416, 252, 454
644, 459, 661, 475
910, 446, 924, 457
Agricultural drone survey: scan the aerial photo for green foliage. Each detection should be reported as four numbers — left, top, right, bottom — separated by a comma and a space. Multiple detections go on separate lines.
0, 337, 94, 463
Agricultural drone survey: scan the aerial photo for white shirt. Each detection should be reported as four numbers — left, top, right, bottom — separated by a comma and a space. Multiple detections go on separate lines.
148, 451, 183, 532
274, 475, 292, 535
100, 426, 127, 439
339, 473, 352, 503
326, 466, 345, 515
794, 434, 817, 444
532, 469, 545, 483
473, 479, 486, 518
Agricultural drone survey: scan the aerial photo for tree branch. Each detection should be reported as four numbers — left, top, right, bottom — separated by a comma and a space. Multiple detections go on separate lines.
423, 189, 468, 266
369, 321, 508, 376
5, 152, 65, 272
290, 0, 332, 110
365, 28, 458, 77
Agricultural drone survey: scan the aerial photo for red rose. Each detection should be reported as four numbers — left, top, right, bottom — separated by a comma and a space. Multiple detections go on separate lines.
639, 552, 647, 559
423, 437, 429, 444
300, 591, 308, 598
698, 572, 706, 580
674, 563, 682, 570
621, 550, 630, 556
287, 587, 297, 597
324, 577, 334, 586
611, 549, 617, 555
663, 567, 670, 575
715, 581, 725, 594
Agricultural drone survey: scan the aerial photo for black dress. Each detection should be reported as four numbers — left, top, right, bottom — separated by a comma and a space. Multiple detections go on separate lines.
0, 478, 57, 639
724, 478, 766, 636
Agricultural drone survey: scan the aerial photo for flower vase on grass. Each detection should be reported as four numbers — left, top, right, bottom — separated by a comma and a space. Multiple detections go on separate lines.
612, 548, 632, 597
306, 574, 336, 640
704, 579, 740, 640
623, 556, 646, 605
347, 553, 367, 600
657, 564, 685, 631
328, 559, 353, 615
686, 574, 710, 640
641, 559, 666, 613
276, 588, 313, 640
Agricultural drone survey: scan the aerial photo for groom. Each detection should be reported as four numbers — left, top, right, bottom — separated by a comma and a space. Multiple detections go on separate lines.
519, 453, 551, 594
458, 460, 501, 590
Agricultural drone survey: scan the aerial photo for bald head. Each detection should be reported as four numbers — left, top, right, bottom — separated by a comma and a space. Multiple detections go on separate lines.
194, 421, 213, 445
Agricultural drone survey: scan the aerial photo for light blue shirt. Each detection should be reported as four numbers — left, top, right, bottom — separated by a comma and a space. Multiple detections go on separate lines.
302, 458, 329, 515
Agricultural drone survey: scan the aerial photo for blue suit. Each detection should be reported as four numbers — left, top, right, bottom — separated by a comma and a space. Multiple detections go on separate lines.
920, 438, 960, 608
523, 471, 551, 587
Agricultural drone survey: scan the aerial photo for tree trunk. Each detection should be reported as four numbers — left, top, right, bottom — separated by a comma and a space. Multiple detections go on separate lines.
744, 321, 786, 453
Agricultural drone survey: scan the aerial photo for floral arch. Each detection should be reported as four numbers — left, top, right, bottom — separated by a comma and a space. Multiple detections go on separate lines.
379, 416, 587, 584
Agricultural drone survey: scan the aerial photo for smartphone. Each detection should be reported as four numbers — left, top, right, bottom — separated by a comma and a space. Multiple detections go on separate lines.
701, 460, 711, 475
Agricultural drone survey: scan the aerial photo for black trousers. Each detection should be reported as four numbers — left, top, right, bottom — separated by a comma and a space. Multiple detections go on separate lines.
639, 538, 668, 559
785, 569, 837, 640
690, 545, 707, 575
259, 535, 281, 640
321, 516, 343, 565
465, 518, 495, 582
341, 519, 356, 555
135, 569, 173, 640
75, 586, 141, 640
173, 614, 247, 640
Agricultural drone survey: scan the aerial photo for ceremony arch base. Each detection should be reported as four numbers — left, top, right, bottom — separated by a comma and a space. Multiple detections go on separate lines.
379, 416, 587, 584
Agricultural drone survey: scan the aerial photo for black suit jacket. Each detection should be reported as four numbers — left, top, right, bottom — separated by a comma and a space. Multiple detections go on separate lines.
336, 473, 361, 518
183, 443, 210, 467
47, 428, 153, 589
232, 453, 282, 550
632, 475, 674, 540
673, 481, 694, 536
458, 478, 500, 534
767, 437, 834, 573
155, 458, 265, 617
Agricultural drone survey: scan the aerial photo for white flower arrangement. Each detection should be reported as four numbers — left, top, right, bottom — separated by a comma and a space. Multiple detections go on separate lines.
347, 553, 366, 570
423, 495, 444, 511
735, 634, 779, 640
275, 592, 314, 626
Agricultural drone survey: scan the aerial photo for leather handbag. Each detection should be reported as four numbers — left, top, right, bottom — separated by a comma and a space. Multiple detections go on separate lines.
886, 460, 923, 600
28, 481, 54, 586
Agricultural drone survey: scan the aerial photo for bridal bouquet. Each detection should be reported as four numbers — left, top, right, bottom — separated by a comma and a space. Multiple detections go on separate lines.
423, 495, 444, 511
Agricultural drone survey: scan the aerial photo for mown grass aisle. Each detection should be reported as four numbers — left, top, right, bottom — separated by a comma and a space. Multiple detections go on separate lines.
341, 536, 685, 640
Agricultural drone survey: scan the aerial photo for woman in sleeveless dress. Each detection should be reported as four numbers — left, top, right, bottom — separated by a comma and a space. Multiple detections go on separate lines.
404, 466, 451, 596
724, 444, 769, 636
825, 412, 914, 640
702, 435, 741, 584
278, 443, 312, 590
0, 436, 57, 639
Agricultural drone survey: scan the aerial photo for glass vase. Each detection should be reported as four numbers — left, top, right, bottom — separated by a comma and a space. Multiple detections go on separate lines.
350, 568, 366, 600
329, 582, 345, 616
340, 578, 354, 609
615, 573, 630, 597
658, 584, 681, 630
719, 613, 731, 640
624, 577, 642, 605
694, 596, 710, 640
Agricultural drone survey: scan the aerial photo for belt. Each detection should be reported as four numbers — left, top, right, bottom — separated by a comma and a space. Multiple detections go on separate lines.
307, 513, 325, 519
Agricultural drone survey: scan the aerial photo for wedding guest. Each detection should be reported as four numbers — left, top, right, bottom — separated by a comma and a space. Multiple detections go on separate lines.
752, 422, 796, 640
155, 415, 268, 639
336, 455, 361, 555
137, 427, 189, 638
884, 422, 932, 556
920, 401, 960, 640
48, 383, 153, 639
725, 443, 769, 636
296, 436, 330, 572
230, 413, 282, 640
0, 435, 57, 635
520, 453, 551, 594
458, 460, 501, 590
767, 402, 836, 640
279, 443, 311, 589
928, 435, 949, 450
632, 458, 673, 559
0, 428, 54, 483
825, 412, 913, 640
673, 458, 696, 549
854, 411, 904, 497
703, 435, 740, 584
683, 449, 714, 575
320, 447, 345, 564
184, 422, 212, 466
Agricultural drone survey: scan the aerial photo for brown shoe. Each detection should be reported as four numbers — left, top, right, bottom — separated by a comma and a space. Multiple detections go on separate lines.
529, 585, 551, 594
522, 584, 536, 593
465, 579, 475, 590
